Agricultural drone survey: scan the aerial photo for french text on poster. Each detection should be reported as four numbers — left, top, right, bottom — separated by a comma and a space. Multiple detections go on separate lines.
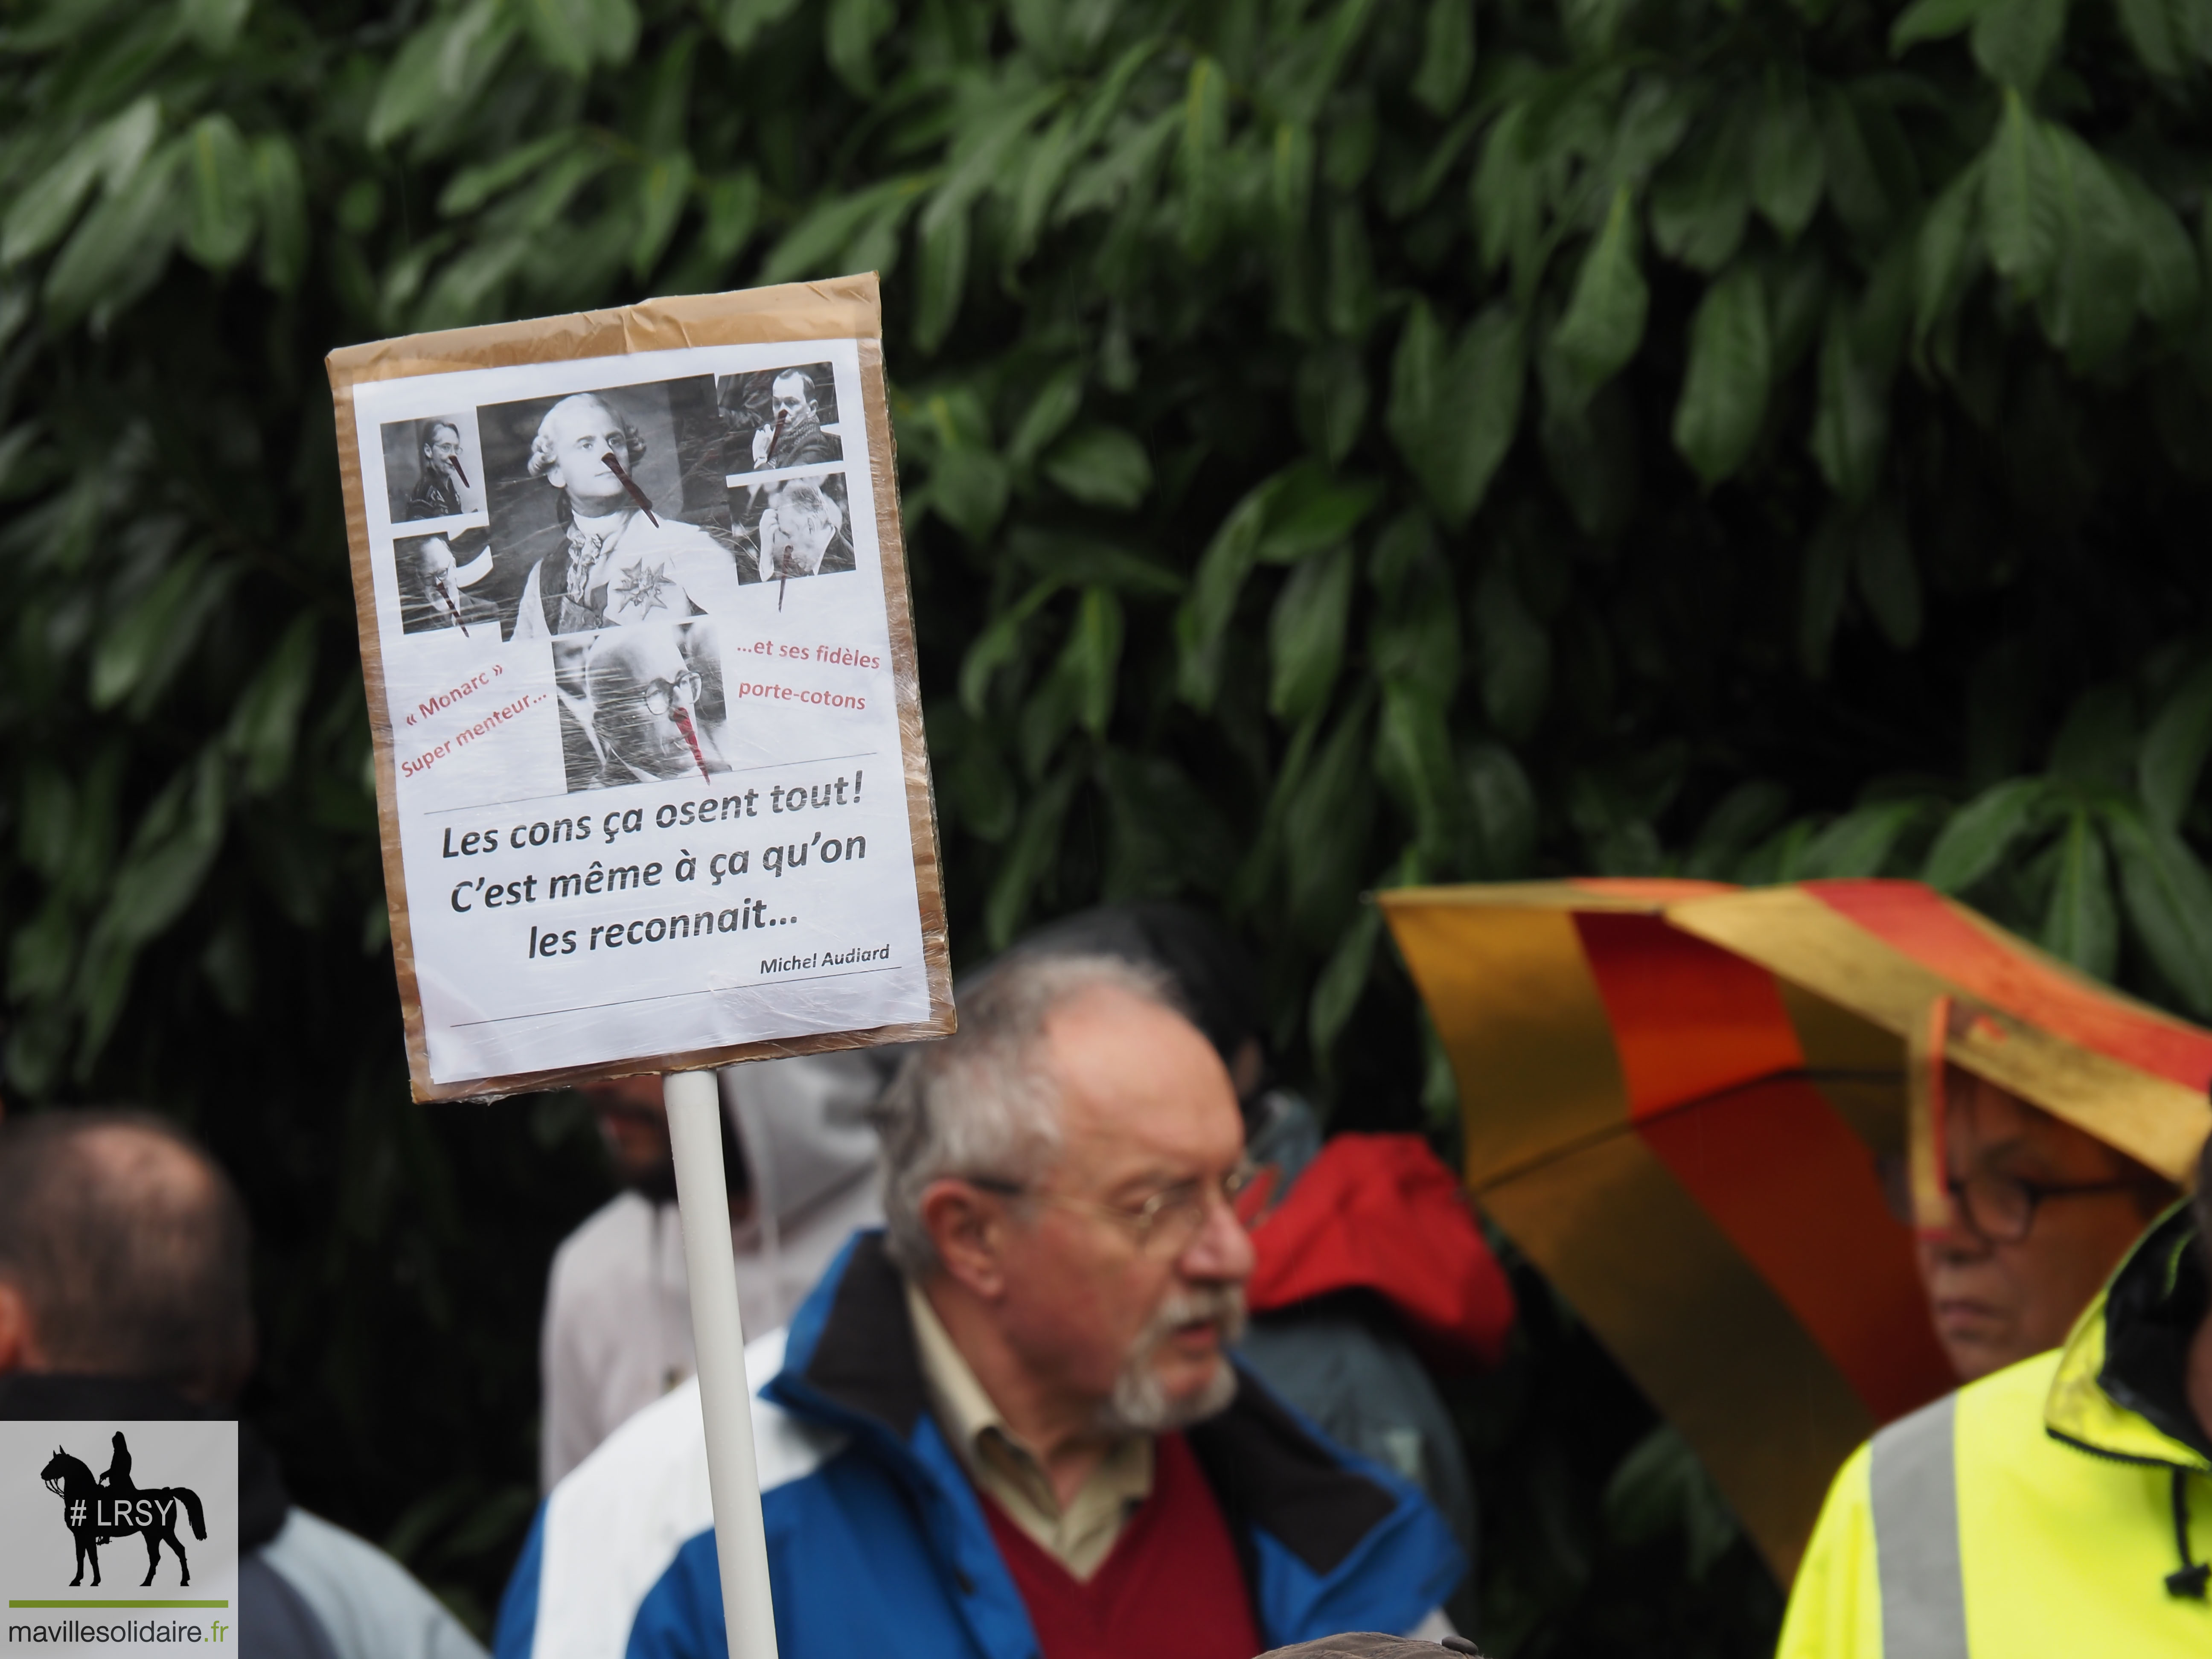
345, 330, 936, 1095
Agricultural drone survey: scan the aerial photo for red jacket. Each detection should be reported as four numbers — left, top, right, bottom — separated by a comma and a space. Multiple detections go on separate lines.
1244, 1133, 1516, 1371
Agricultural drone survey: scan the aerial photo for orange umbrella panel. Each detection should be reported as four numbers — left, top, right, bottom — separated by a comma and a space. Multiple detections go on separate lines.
1381, 882, 1955, 1578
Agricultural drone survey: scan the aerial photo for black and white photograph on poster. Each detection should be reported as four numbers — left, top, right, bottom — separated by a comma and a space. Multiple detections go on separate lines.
341, 314, 949, 1097
0, 1417, 239, 1655
719, 362, 842, 473
395, 527, 498, 636
379, 412, 486, 524
554, 620, 730, 790
731, 471, 854, 584
482, 377, 742, 643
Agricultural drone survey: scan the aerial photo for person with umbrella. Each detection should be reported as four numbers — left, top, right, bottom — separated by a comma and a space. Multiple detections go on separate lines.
1383, 876, 2212, 1577
1778, 1124, 2212, 1655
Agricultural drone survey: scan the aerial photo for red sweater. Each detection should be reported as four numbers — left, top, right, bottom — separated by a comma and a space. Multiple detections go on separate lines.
978, 1431, 1262, 1659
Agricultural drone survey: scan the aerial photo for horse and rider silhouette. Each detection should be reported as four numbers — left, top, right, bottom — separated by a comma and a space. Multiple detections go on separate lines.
38, 1432, 207, 1588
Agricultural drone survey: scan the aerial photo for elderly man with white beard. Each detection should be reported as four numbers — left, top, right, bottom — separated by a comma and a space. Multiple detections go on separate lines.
493, 955, 1464, 1659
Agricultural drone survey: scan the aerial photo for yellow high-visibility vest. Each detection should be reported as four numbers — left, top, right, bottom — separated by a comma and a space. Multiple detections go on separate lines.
1778, 1213, 2212, 1658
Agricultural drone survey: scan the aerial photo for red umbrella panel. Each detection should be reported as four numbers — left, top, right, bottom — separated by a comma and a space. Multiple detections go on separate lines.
1383, 882, 1959, 1579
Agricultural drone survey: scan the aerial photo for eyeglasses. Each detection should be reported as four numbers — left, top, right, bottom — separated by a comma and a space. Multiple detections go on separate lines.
632, 672, 701, 716
966, 1164, 1258, 1257
1877, 1155, 2145, 1244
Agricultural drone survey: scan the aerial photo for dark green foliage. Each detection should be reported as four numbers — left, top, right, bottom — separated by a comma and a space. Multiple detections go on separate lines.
8, 0, 2212, 1649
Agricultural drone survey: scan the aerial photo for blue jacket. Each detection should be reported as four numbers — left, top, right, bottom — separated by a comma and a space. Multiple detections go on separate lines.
496, 1233, 1464, 1659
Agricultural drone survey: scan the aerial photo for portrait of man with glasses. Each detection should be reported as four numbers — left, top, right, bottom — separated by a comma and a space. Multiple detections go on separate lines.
554, 621, 729, 790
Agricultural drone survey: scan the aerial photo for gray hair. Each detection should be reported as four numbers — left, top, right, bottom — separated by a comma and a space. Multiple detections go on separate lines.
527, 393, 647, 478
873, 953, 1180, 1275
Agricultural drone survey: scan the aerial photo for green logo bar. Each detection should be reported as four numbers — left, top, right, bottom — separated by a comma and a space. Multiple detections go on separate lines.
7, 1600, 230, 1608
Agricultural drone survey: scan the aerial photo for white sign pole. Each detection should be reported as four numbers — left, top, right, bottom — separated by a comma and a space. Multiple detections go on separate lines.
664, 1067, 780, 1659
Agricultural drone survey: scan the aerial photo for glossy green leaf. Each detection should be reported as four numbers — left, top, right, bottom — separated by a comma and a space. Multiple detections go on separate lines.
1915, 160, 1983, 345
1673, 263, 1771, 486
2040, 808, 2119, 978
2116, 0, 2186, 72
1817, 87, 1891, 242
1176, 480, 1272, 708
2113, 164, 2199, 328
1890, 0, 1998, 52
1270, 546, 1355, 724
1042, 425, 1152, 509
1685, 780, 1790, 877
182, 0, 252, 53
912, 201, 971, 352
712, 0, 806, 54
1802, 799, 1929, 876
1551, 186, 1649, 398
1377, 681, 1463, 859
1411, 0, 1476, 114
1650, 102, 1752, 274
1809, 310, 1890, 503
1923, 777, 2049, 891
1063, 587, 1125, 737
1983, 91, 2061, 288
630, 152, 694, 279
823, 0, 893, 92
1309, 903, 1382, 1062
1296, 341, 1368, 467
1255, 466, 1384, 562
3, 99, 160, 268
1472, 103, 1540, 286
1464, 740, 1539, 876
1180, 56, 1228, 256
1284, 691, 1377, 940
760, 175, 931, 285
1752, 75, 1825, 241
184, 114, 257, 271
960, 580, 1061, 715
2139, 661, 2212, 831
44, 142, 187, 325
1008, 529, 1182, 595
99, 751, 226, 952
252, 135, 307, 291
1971, 0, 2069, 87
2106, 804, 2212, 1016
226, 615, 317, 795
1386, 302, 1525, 526
1008, 366, 1085, 469
984, 762, 1081, 948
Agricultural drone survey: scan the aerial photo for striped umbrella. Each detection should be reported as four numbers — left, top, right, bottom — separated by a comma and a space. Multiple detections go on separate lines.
1380, 877, 2212, 1579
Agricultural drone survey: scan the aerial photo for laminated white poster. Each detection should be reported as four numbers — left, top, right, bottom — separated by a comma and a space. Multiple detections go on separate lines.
329, 276, 953, 1101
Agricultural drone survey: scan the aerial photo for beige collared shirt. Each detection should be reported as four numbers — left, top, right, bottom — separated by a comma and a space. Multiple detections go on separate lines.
905, 1280, 1153, 1580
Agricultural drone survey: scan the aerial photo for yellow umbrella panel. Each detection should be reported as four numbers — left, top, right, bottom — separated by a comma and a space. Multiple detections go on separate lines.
1383, 880, 1972, 1578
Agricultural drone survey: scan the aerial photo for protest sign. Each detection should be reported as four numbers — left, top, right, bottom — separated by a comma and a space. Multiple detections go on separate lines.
328, 274, 954, 1102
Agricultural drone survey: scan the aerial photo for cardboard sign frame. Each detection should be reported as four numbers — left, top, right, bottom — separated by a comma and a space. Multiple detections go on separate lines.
328, 274, 954, 1102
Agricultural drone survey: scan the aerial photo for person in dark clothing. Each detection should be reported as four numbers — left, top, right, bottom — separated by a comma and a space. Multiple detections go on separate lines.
746, 370, 838, 471
101, 1428, 134, 1492
404, 420, 469, 522
0, 1111, 483, 1659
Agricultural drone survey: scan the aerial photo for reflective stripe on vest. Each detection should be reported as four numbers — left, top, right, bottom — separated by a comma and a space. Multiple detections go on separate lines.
1871, 1392, 1968, 1659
